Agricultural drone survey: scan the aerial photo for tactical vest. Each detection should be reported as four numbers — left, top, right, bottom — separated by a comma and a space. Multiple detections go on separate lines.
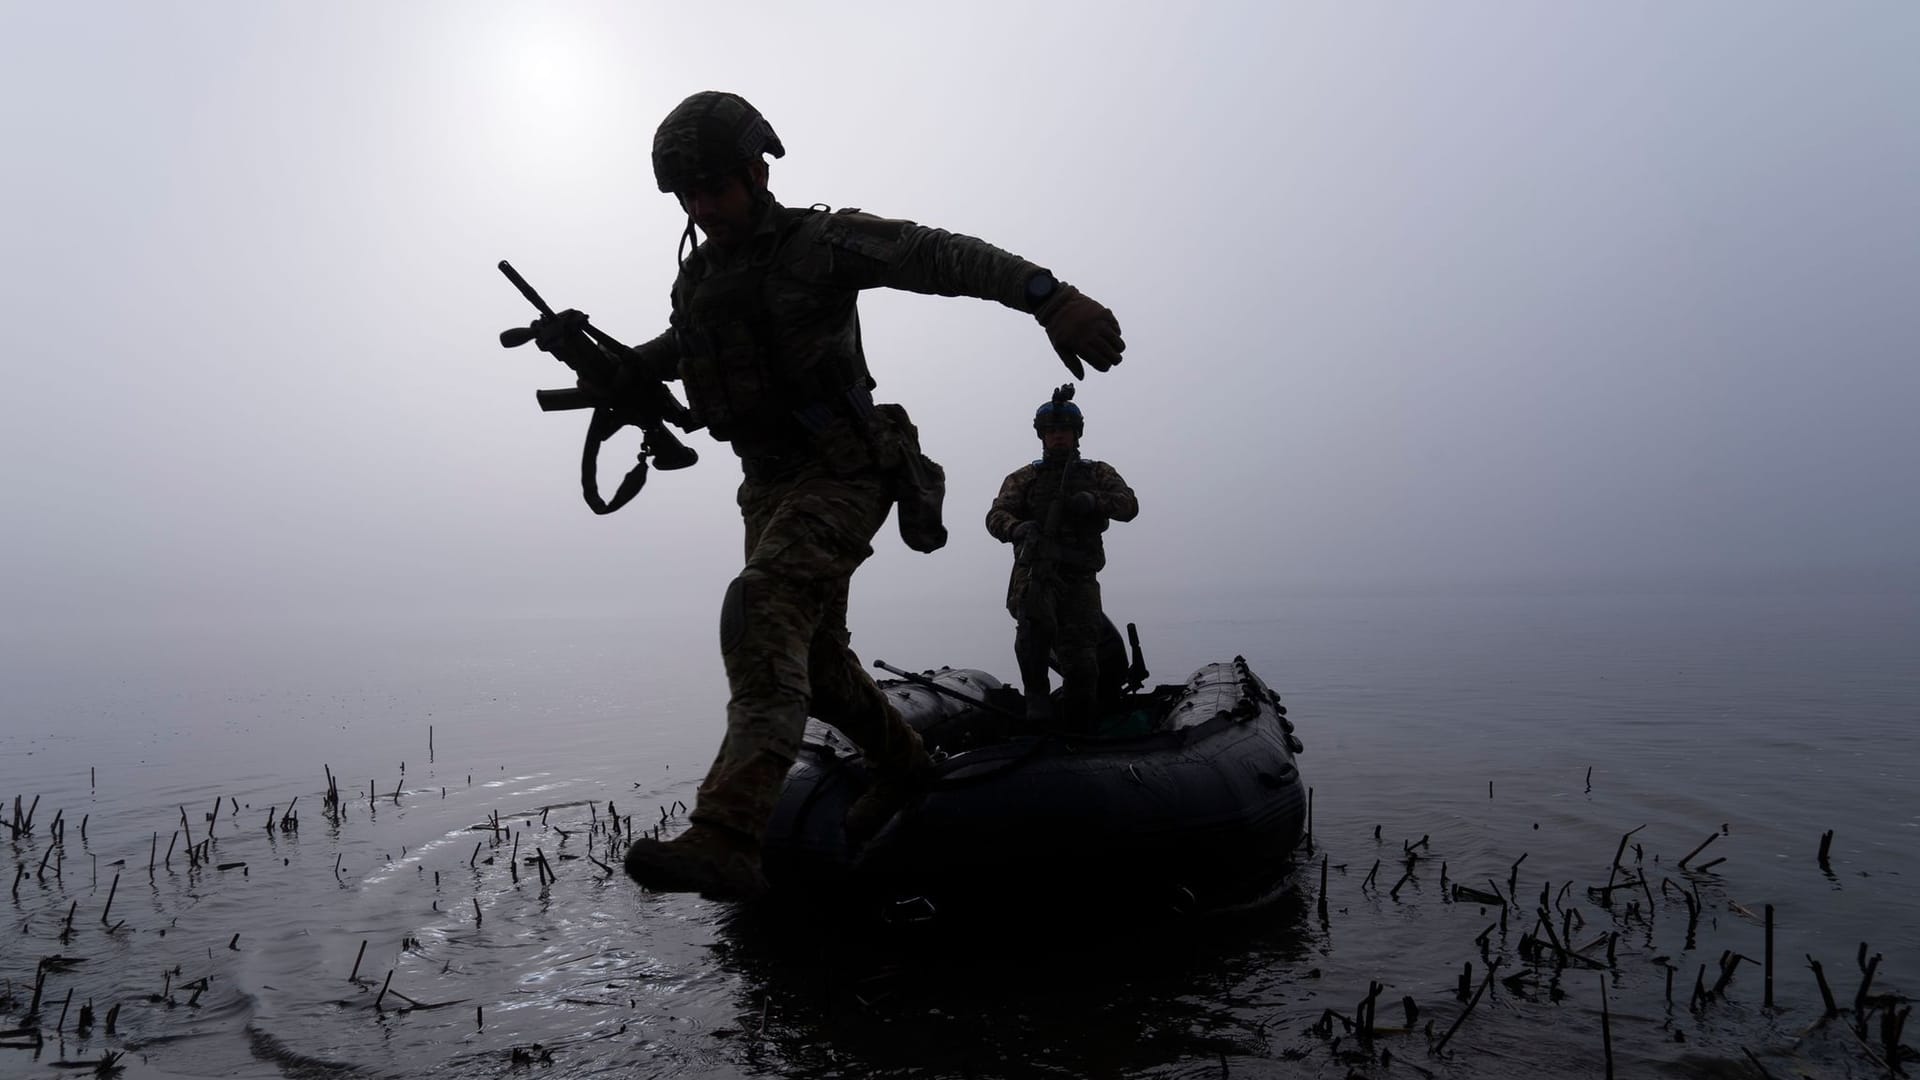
673, 206, 876, 450
1020, 459, 1110, 573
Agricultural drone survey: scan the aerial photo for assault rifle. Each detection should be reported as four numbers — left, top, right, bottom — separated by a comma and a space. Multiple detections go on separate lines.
496, 260, 700, 514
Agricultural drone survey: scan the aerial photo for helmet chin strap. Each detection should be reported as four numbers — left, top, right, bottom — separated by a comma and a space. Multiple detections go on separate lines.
676, 214, 699, 269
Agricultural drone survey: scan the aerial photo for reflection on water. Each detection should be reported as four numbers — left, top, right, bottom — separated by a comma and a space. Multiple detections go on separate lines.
2, 588, 1916, 1077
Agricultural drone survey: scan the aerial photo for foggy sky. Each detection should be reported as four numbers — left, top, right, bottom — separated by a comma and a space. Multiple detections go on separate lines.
3, 1, 1916, 645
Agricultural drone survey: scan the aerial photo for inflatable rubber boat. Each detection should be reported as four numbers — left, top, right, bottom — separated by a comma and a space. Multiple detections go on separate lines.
762, 653, 1307, 923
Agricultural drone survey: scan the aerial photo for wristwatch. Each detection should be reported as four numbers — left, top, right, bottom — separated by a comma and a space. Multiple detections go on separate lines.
1024, 269, 1058, 311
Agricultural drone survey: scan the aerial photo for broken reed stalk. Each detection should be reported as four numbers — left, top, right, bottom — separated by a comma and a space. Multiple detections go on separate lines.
1390, 869, 1413, 900
1317, 855, 1329, 922
1695, 857, 1727, 873
350, 940, 367, 982
1677, 831, 1717, 869
1362, 860, 1380, 892
1453, 883, 1502, 906
1434, 960, 1499, 1053
375, 969, 393, 1010
100, 872, 119, 925
473, 898, 482, 926
1817, 829, 1833, 869
1357, 980, 1382, 1048
1883, 1006, 1911, 1067
1711, 951, 1748, 997
1305, 787, 1313, 854
1808, 955, 1839, 1016
1764, 904, 1775, 1008
1854, 951, 1880, 1017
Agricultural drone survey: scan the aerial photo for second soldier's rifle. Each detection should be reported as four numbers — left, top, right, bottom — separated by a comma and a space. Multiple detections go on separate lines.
496, 259, 700, 515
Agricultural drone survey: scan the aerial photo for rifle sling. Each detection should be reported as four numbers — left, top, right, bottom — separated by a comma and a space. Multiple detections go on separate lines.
580, 407, 650, 515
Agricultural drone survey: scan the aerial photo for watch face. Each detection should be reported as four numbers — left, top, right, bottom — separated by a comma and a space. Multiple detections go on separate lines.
1027, 270, 1058, 303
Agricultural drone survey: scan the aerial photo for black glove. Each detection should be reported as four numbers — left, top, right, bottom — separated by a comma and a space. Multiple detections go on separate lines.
1068, 491, 1098, 517
1035, 284, 1124, 379
532, 309, 593, 354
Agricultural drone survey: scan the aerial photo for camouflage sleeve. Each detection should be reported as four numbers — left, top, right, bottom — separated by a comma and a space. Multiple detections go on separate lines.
985, 467, 1035, 542
1085, 461, 1139, 523
623, 328, 682, 382
811, 211, 1047, 312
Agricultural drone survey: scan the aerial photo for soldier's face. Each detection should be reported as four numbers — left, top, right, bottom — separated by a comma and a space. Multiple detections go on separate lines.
677, 161, 769, 249
1040, 428, 1078, 452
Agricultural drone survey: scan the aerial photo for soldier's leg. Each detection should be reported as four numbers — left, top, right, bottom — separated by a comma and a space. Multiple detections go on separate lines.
808, 572, 925, 774
1013, 578, 1060, 722
1054, 575, 1104, 729
689, 470, 889, 846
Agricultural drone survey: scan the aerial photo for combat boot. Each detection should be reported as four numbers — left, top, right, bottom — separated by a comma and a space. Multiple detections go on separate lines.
844, 749, 935, 846
623, 824, 769, 901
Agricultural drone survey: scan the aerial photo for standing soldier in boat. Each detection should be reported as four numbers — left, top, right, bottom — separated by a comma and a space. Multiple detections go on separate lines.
548, 92, 1127, 900
986, 386, 1139, 729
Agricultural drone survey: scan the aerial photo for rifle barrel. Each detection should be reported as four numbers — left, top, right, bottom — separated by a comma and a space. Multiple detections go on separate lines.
872, 660, 1021, 720
497, 260, 555, 317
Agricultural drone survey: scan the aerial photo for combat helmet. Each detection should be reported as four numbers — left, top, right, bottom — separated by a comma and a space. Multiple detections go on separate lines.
652, 91, 785, 193
1033, 384, 1083, 437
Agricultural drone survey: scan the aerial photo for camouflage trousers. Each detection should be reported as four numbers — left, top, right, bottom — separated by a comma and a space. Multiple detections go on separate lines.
1009, 568, 1104, 726
689, 461, 926, 844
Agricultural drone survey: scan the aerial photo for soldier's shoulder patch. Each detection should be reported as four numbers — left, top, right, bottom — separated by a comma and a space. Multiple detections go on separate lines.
821, 213, 907, 263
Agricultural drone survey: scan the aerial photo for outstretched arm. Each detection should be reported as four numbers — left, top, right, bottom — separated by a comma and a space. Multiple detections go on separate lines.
815, 211, 1125, 378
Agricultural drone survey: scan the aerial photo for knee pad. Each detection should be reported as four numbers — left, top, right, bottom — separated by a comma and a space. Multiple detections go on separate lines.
720, 574, 751, 654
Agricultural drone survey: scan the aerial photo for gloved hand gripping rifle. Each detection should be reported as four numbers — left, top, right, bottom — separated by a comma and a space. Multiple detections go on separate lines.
497, 260, 700, 514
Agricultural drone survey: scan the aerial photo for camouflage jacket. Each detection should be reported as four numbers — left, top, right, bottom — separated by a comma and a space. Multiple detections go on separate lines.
628, 199, 1047, 459
985, 452, 1139, 574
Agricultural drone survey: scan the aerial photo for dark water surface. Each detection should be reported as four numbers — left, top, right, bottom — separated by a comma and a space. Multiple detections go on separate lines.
3, 586, 1916, 1078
